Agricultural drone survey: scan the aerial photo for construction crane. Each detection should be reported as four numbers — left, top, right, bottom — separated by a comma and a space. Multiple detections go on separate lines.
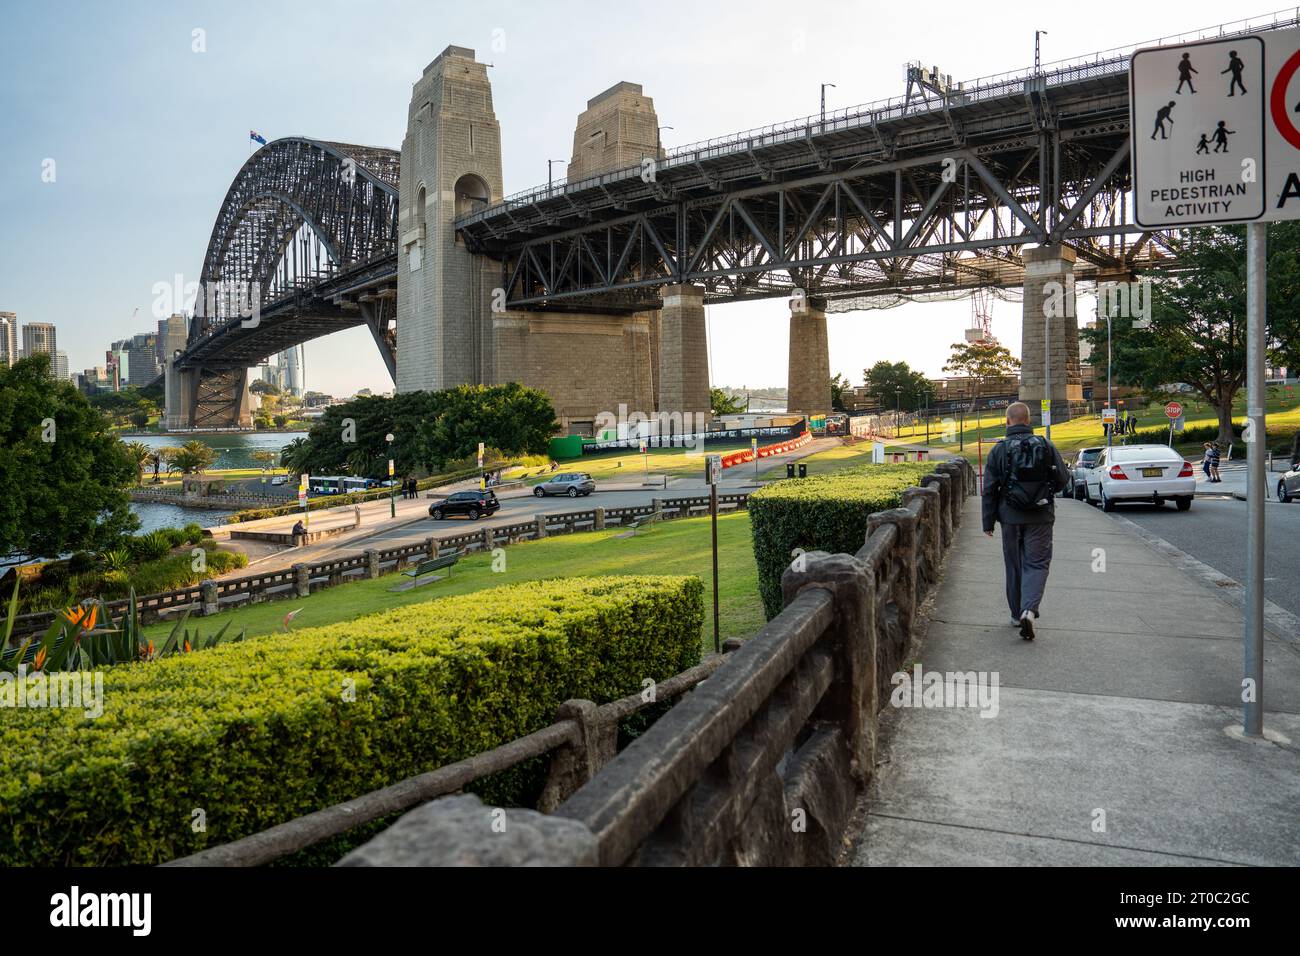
965, 288, 995, 344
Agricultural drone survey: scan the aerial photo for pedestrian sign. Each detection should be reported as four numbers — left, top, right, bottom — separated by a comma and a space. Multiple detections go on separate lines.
1102, 407, 1117, 424
1132, 27, 1300, 226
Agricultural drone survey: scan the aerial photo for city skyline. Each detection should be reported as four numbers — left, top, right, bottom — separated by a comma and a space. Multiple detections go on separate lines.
1, 0, 1236, 394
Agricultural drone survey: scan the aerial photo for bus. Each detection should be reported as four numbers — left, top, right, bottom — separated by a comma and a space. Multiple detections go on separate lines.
307, 476, 345, 496
342, 477, 375, 493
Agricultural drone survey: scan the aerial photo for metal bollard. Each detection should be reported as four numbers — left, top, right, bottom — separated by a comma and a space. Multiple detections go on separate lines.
798, 463, 807, 478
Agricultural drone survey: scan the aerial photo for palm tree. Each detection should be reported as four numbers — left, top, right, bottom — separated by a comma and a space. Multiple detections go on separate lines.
124, 441, 151, 486
280, 436, 310, 471
171, 440, 217, 475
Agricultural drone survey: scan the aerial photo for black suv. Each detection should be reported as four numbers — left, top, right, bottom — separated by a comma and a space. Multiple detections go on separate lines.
429, 490, 500, 521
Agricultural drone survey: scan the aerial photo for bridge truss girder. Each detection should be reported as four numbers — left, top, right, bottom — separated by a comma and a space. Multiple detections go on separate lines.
494, 132, 1176, 312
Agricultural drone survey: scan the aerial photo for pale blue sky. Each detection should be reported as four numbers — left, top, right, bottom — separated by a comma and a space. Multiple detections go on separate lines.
0, 0, 1251, 395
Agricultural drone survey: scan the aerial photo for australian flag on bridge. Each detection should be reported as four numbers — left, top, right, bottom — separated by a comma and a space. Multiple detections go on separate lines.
249, 130, 267, 146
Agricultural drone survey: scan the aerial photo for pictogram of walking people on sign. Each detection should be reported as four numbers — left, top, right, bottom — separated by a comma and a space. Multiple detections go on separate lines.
1149, 48, 1246, 154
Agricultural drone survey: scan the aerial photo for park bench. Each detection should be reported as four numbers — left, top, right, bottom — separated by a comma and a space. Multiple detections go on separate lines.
392, 551, 461, 590
617, 509, 663, 537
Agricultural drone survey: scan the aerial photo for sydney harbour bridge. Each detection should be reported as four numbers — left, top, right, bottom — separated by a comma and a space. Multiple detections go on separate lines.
161, 11, 1300, 431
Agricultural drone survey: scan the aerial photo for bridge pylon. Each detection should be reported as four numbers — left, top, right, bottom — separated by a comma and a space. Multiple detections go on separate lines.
787, 296, 831, 419
1020, 245, 1085, 426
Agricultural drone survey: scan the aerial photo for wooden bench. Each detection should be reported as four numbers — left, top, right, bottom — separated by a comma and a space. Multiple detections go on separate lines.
617, 510, 663, 537
392, 552, 461, 590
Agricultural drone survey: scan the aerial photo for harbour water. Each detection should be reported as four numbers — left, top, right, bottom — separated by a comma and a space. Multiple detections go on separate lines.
127, 431, 306, 530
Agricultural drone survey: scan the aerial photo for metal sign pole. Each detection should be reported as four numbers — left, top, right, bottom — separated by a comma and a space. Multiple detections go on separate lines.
1244, 222, 1267, 737
710, 481, 720, 654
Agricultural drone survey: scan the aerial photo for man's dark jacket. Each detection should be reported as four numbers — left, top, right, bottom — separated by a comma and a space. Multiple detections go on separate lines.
981, 424, 1071, 533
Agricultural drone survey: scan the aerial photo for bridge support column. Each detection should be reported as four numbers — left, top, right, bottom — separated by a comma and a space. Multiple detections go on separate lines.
164, 357, 193, 431
657, 284, 710, 429
786, 296, 831, 419
1020, 245, 1084, 426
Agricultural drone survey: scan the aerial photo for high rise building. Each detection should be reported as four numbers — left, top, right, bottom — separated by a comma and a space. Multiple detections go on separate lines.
107, 340, 130, 389
21, 322, 57, 369
277, 345, 305, 397
0, 312, 17, 368
126, 332, 159, 384
54, 351, 69, 380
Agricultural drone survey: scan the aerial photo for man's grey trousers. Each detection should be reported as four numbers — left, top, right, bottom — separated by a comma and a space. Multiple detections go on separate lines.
1000, 522, 1054, 618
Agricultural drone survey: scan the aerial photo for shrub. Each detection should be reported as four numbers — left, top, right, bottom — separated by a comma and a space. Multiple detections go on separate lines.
0, 575, 704, 866
748, 463, 933, 619
127, 530, 173, 562
182, 523, 204, 545
67, 552, 98, 575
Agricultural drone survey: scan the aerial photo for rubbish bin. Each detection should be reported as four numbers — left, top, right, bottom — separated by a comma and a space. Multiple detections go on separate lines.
786, 463, 795, 479
798, 464, 807, 478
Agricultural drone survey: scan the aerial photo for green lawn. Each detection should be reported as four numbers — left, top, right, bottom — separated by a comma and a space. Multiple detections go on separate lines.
144, 511, 766, 652
893, 390, 1300, 463
506, 439, 758, 485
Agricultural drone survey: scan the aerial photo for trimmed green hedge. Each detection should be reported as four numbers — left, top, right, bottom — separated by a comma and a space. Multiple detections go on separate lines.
748, 463, 933, 619
0, 575, 703, 866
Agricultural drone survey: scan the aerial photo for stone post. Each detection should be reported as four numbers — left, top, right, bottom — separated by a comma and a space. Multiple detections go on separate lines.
920, 473, 953, 549
200, 580, 218, 617
780, 551, 877, 784
482, 526, 495, 551
538, 699, 616, 813
293, 563, 311, 598
534, 514, 547, 539
869, 507, 919, 637
426, 536, 440, 561
353, 505, 362, 528
365, 549, 381, 579
594, 506, 605, 531
786, 295, 831, 417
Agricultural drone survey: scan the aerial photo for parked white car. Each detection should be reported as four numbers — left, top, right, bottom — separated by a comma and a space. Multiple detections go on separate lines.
1085, 444, 1195, 512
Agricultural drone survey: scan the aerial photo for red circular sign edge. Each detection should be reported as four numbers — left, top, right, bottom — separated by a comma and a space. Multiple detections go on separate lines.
1271, 46, 1300, 151
1165, 402, 1183, 418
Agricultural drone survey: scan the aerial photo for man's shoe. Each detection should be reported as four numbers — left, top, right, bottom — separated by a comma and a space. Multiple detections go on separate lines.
1010, 618, 1022, 627
1019, 610, 1036, 641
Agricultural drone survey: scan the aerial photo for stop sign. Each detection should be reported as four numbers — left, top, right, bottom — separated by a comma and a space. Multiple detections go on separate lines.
1165, 401, 1183, 420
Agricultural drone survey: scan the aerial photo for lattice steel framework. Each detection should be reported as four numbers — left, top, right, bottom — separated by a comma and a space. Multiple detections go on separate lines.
174, 138, 400, 427
457, 11, 1300, 313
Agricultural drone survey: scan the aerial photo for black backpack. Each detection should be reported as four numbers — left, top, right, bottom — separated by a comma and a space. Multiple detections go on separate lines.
1003, 435, 1055, 510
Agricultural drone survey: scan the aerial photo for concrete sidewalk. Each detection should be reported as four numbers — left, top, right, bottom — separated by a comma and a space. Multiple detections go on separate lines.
854, 496, 1300, 866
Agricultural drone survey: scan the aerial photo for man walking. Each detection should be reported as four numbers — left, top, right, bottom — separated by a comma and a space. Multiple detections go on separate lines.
982, 402, 1070, 641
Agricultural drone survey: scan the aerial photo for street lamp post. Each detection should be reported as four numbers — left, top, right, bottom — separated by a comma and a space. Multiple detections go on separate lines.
547, 159, 566, 197
1035, 30, 1048, 73
657, 125, 673, 149
385, 432, 395, 518
894, 386, 903, 434
820, 83, 836, 126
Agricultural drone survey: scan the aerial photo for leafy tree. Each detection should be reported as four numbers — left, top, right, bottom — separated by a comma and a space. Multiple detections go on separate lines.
249, 380, 280, 395
0, 354, 139, 561
273, 414, 289, 428
170, 440, 217, 475
863, 361, 932, 412
1082, 223, 1300, 445
829, 374, 850, 412
943, 340, 1021, 415
710, 387, 746, 416
130, 409, 150, 428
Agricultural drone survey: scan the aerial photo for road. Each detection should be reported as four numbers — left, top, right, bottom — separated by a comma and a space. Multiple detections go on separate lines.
1110, 496, 1300, 622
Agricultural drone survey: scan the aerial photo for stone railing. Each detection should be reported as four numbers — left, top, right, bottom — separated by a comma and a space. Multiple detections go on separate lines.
165, 654, 732, 866
331, 459, 976, 866
3, 492, 752, 641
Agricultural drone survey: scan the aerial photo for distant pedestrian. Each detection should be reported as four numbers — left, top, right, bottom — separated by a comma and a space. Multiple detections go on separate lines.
1207, 442, 1222, 482
982, 402, 1071, 641
1201, 442, 1214, 480
291, 519, 306, 547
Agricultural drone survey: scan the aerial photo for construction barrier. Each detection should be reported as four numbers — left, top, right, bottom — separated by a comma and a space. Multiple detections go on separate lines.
720, 431, 812, 469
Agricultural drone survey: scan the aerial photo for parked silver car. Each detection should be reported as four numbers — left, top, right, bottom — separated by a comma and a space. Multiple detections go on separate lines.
1278, 459, 1300, 503
1066, 446, 1103, 500
533, 472, 596, 498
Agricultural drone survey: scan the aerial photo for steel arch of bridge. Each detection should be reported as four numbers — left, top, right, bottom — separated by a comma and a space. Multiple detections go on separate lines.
175, 137, 400, 426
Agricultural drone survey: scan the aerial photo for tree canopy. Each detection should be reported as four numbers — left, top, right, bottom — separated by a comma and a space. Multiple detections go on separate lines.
862, 361, 932, 412
0, 354, 139, 561
286, 384, 557, 477
1081, 223, 1300, 444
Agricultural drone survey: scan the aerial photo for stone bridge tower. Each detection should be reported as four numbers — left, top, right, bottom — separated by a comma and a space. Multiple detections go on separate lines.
397, 46, 502, 393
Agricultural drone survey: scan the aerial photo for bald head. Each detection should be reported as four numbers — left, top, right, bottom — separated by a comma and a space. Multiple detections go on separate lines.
1007, 402, 1030, 426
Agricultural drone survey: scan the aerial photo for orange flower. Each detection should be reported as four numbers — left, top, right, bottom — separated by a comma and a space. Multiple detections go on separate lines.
33, 647, 47, 671
62, 605, 98, 631
183, 639, 191, 653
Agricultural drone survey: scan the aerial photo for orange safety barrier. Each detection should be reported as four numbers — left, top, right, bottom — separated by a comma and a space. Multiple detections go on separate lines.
720, 431, 812, 469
